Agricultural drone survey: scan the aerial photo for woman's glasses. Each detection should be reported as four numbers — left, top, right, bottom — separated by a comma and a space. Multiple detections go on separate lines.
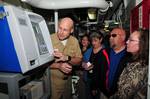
127, 38, 140, 42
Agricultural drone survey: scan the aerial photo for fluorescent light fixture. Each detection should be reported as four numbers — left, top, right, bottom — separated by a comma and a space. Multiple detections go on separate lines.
21, 0, 27, 2
88, 8, 97, 20
114, 22, 119, 24
104, 20, 119, 27
104, 27, 109, 32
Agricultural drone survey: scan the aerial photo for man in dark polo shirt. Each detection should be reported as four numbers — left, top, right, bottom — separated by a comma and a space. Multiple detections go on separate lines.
107, 27, 131, 97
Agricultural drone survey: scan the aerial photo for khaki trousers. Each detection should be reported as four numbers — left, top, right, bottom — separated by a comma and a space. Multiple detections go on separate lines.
50, 75, 72, 99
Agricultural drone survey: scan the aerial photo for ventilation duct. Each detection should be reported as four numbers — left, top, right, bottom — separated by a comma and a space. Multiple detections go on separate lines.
21, 0, 109, 11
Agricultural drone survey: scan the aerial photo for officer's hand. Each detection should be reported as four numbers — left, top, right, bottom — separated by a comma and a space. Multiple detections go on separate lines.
59, 63, 72, 74
53, 49, 68, 62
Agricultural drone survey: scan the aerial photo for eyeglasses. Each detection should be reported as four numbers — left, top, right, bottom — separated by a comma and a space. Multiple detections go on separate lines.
127, 38, 139, 42
109, 34, 117, 38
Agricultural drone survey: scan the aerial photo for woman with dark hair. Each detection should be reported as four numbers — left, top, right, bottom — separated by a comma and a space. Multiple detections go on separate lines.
80, 34, 91, 54
75, 34, 91, 99
82, 31, 109, 99
110, 29, 149, 99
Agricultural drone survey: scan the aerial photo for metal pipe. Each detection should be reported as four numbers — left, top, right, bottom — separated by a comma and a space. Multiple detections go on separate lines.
54, 10, 58, 33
